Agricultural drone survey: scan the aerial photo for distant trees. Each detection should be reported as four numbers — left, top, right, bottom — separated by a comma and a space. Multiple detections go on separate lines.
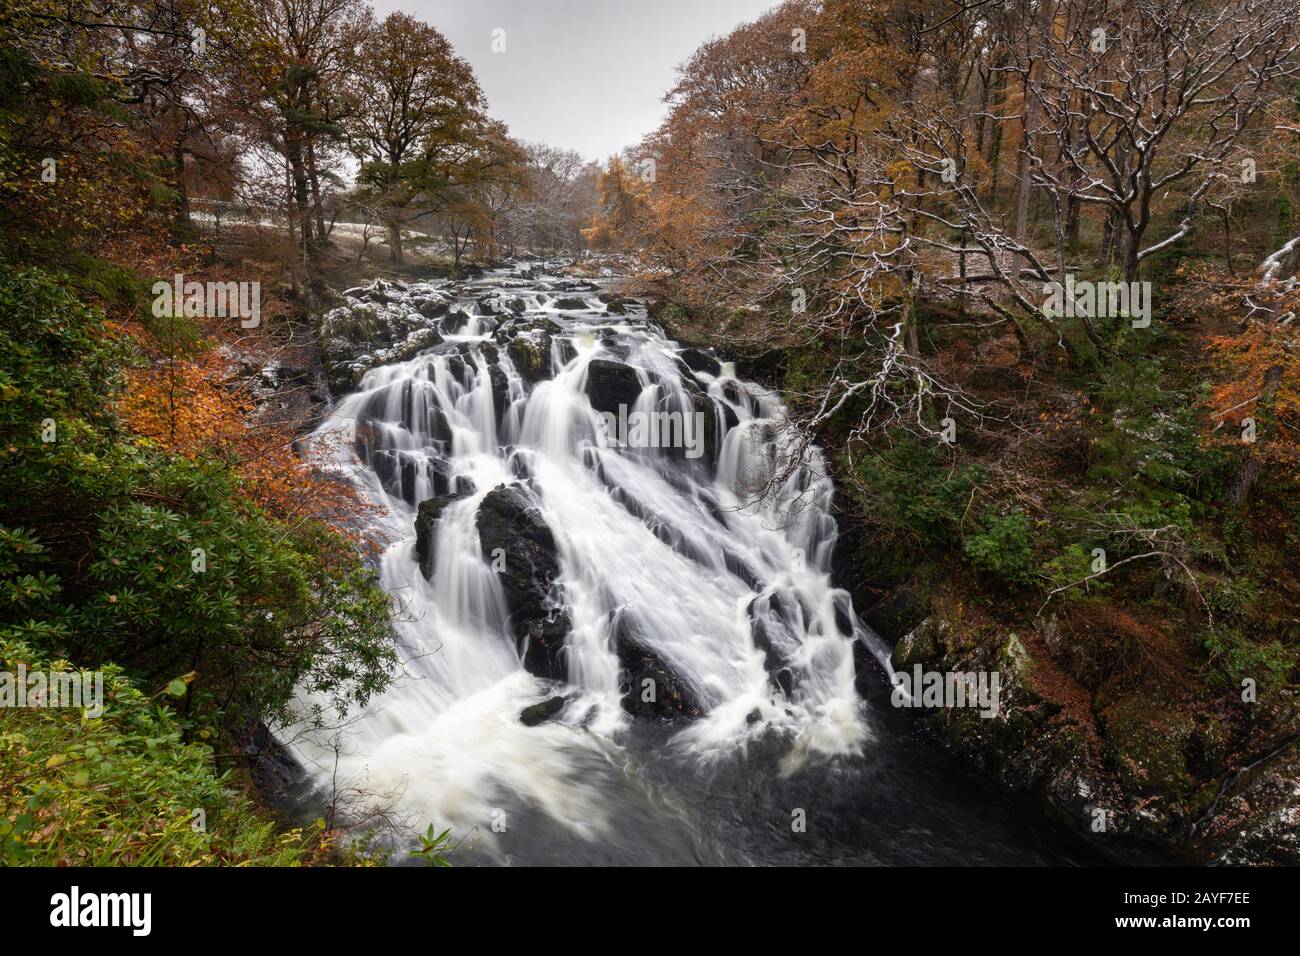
0, 1, 592, 283
501, 143, 600, 263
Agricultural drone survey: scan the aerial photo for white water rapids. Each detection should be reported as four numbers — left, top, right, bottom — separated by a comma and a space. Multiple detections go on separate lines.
284, 265, 1078, 865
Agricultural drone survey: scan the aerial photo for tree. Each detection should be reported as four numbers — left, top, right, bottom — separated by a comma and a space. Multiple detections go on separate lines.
584, 154, 651, 252
345, 11, 489, 264
215, 0, 363, 288
500, 143, 598, 262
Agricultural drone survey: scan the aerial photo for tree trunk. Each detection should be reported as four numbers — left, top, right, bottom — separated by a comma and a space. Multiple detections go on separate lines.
286, 163, 301, 301
172, 138, 191, 232
286, 135, 314, 260
1223, 208, 1234, 274
307, 140, 327, 244
388, 219, 404, 265
1014, 2, 1054, 270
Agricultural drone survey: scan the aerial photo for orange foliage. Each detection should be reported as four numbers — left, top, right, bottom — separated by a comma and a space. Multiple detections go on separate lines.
116, 340, 361, 526
1205, 320, 1300, 476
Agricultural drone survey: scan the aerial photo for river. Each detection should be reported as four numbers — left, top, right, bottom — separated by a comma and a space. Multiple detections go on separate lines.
286, 263, 1091, 866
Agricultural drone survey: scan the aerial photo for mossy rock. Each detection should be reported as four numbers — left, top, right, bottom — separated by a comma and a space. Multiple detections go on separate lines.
891, 616, 948, 669
507, 329, 552, 383
1102, 700, 1197, 801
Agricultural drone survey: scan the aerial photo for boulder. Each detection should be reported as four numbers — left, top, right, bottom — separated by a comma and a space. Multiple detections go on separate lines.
519, 696, 566, 726
414, 482, 474, 579
414, 296, 450, 320
487, 363, 511, 425
551, 296, 589, 310
862, 584, 931, 643
746, 592, 800, 698
508, 328, 553, 383
583, 358, 646, 415
678, 347, 722, 377
611, 609, 702, 720
476, 484, 570, 680
891, 616, 949, 670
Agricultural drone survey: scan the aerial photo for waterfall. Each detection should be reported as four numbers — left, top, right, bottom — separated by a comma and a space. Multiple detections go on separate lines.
283, 265, 981, 864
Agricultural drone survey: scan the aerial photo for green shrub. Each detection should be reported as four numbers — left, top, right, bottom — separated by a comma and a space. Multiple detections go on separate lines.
962, 508, 1034, 585
0, 638, 316, 866
848, 439, 988, 548
1201, 626, 1292, 693
0, 264, 396, 731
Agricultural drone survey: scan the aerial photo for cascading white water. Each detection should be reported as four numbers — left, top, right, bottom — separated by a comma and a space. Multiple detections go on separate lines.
288, 264, 897, 857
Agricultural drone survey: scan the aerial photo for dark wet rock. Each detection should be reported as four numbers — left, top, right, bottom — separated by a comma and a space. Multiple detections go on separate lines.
427, 457, 458, 498
861, 584, 931, 643
551, 296, 590, 310
414, 296, 450, 320
379, 326, 443, 364
600, 341, 632, 362
367, 448, 456, 507
722, 550, 763, 591
890, 616, 949, 670
686, 390, 722, 465
414, 485, 473, 579
1196, 740, 1300, 865
611, 609, 702, 720
506, 447, 536, 479
444, 353, 469, 384
519, 695, 566, 726
604, 296, 630, 314
476, 483, 570, 680
583, 358, 647, 415
441, 307, 472, 334
747, 593, 799, 698
659, 378, 723, 466
679, 347, 722, 377
487, 363, 511, 424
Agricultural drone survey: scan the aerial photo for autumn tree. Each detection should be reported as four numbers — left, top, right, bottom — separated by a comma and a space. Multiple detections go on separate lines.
584, 154, 652, 252
344, 11, 490, 264
214, 0, 363, 287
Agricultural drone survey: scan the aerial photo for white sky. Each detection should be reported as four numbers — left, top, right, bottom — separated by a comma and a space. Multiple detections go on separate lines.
380, 0, 778, 161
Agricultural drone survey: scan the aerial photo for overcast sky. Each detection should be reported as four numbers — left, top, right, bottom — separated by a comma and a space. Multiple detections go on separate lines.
379, 0, 777, 162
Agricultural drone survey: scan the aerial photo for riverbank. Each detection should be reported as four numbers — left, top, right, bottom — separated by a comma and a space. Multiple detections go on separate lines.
650, 296, 1300, 866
